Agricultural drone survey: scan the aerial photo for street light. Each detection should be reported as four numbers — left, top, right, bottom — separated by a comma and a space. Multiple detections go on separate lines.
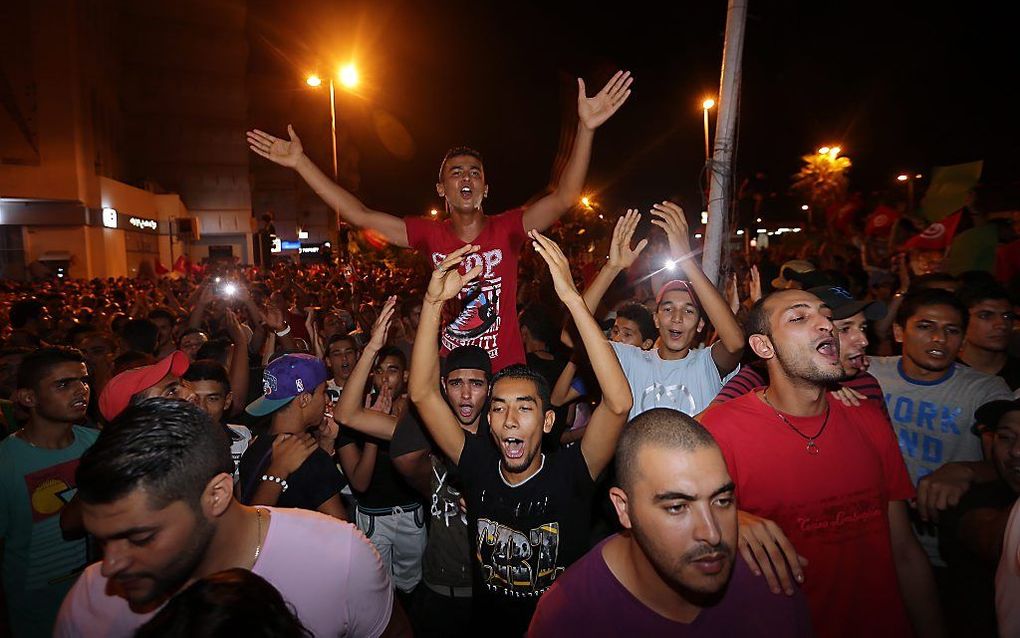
702, 98, 716, 162
305, 62, 360, 181
896, 172, 921, 213
580, 196, 592, 209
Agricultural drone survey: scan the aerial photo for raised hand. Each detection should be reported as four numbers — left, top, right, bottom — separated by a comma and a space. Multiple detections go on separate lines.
749, 265, 763, 303
607, 209, 648, 271
247, 125, 305, 168
649, 201, 692, 258
529, 230, 582, 304
366, 383, 394, 415
368, 296, 398, 351
578, 70, 634, 131
425, 244, 483, 304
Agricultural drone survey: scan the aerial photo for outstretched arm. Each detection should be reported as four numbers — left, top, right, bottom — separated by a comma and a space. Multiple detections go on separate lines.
523, 71, 633, 233
651, 201, 743, 375
247, 126, 409, 247
408, 245, 484, 466
530, 231, 632, 479
334, 297, 400, 440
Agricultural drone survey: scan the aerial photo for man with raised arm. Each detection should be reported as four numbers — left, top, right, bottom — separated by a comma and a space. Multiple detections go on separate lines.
409, 237, 632, 635
248, 72, 633, 371
608, 202, 744, 418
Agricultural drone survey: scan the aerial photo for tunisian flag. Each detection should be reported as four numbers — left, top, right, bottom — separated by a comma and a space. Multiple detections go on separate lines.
864, 205, 900, 236
903, 209, 963, 251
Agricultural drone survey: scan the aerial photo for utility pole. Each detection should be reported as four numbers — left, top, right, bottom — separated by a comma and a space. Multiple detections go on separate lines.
701, 0, 748, 286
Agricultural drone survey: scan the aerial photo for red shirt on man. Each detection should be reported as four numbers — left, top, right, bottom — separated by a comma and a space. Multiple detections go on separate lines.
698, 393, 915, 638
405, 209, 526, 372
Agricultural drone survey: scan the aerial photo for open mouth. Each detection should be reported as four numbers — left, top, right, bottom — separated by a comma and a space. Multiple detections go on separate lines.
815, 337, 838, 362
926, 348, 947, 359
667, 329, 684, 341
502, 438, 525, 460
459, 186, 472, 199
845, 352, 867, 370
458, 404, 475, 418
71, 398, 88, 410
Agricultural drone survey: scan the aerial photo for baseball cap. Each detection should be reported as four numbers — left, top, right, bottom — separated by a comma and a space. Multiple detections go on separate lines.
973, 398, 1020, 435
246, 353, 329, 417
808, 285, 887, 322
772, 260, 816, 289
656, 280, 701, 312
99, 350, 190, 422
442, 345, 492, 378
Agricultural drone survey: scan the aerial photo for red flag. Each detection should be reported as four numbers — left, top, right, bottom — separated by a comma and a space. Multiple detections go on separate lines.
903, 209, 963, 251
173, 255, 189, 273
826, 194, 862, 234
155, 259, 169, 275
865, 205, 901, 236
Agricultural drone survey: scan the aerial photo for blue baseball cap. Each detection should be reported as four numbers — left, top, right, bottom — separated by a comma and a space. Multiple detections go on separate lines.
246, 353, 330, 417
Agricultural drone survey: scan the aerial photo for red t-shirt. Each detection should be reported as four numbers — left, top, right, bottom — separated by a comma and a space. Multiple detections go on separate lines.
698, 392, 915, 638
405, 209, 527, 372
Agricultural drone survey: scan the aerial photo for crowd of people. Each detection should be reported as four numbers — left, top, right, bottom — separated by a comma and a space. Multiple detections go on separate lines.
1, 68, 1019, 638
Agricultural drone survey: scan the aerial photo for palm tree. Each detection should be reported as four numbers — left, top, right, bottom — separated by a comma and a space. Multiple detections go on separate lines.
791, 150, 852, 220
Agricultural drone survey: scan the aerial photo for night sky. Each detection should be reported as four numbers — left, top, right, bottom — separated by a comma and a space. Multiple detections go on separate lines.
245, 0, 1019, 222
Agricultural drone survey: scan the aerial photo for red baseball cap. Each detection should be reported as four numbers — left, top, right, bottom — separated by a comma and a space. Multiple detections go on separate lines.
99, 351, 190, 422
656, 280, 701, 312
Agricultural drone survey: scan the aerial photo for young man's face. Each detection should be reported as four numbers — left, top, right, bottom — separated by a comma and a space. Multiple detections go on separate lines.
610, 444, 737, 597
373, 354, 407, 396
151, 318, 174, 349
611, 317, 651, 349
21, 361, 90, 423
655, 291, 703, 354
437, 154, 487, 213
77, 333, 116, 363
488, 377, 554, 476
758, 291, 842, 385
444, 368, 488, 426
302, 382, 328, 428
138, 374, 197, 405
894, 304, 964, 375
326, 339, 358, 383
179, 332, 208, 361
966, 299, 1015, 353
190, 380, 232, 424
833, 312, 869, 377
993, 412, 1020, 493
83, 488, 215, 609
0, 352, 27, 400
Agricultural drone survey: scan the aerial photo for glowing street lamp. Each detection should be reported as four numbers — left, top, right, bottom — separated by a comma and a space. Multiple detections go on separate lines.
305, 63, 360, 181
339, 63, 359, 89
580, 196, 593, 209
702, 98, 716, 162
897, 174, 909, 182
305, 74, 322, 87
429, 208, 439, 217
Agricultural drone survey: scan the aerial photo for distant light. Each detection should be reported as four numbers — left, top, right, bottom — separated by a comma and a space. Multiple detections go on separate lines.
429, 208, 439, 217
598, 214, 604, 220
736, 229, 745, 236
792, 227, 802, 232
324, 241, 331, 247
57, 273, 64, 278
222, 283, 238, 297
755, 217, 762, 223
897, 174, 909, 182
702, 98, 716, 110
306, 74, 322, 87
214, 277, 221, 283
757, 228, 767, 234
767, 232, 774, 236
580, 196, 592, 208
915, 173, 923, 179
577, 228, 586, 235
830, 146, 841, 156
664, 259, 676, 271
750, 238, 758, 247
339, 63, 359, 89
694, 233, 702, 239
818, 146, 830, 155
801, 204, 809, 210
700, 211, 709, 225
102, 207, 118, 228
298, 230, 309, 240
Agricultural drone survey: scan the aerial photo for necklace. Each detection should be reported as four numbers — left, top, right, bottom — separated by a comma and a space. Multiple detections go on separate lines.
15, 429, 37, 448
761, 390, 829, 455
252, 508, 264, 566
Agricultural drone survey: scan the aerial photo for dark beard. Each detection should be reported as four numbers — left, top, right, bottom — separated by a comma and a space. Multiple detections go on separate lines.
124, 514, 216, 611
774, 340, 843, 385
628, 525, 733, 603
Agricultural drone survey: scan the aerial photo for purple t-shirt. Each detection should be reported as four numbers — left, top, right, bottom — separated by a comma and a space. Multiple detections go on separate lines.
528, 535, 813, 637
54, 508, 393, 638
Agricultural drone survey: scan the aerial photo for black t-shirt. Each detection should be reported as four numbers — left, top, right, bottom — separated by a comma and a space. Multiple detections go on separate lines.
390, 406, 474, 589
238, 433, 345, 511
338, 428, 422, 509
457, 433, 595, 634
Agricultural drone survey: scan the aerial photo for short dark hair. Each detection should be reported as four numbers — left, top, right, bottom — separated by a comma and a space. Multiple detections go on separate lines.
615, 408, 718, 493
9, 300, 46, 329
895, 288, 968, 332
325, 333, 357, 352
958, 282, 1011, 310
113, 351, 155, 375
615, 303, 657, 342
183, 360, 231, 394
196, 338, 232, 367
907, 272, 958, 294
744, 296, 771, 339
490, 364, 551, 411
122, 319, 160, 355
148, 308, 175, 324
519, 304, 561, 346
76, 398, 234, 509
135, 568, 312, 638
16, 346, 86, 391
375, 346, 407, 370
438, 146, 484, 180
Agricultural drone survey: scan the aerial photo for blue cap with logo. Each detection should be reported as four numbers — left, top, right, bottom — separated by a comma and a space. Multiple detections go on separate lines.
246, 353, 329, 417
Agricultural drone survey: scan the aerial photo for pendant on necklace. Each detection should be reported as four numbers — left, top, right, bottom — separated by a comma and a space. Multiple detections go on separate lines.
806, 440, 820, 455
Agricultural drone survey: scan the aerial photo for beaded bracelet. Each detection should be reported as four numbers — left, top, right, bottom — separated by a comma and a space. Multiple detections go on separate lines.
261, 474, 289, 492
